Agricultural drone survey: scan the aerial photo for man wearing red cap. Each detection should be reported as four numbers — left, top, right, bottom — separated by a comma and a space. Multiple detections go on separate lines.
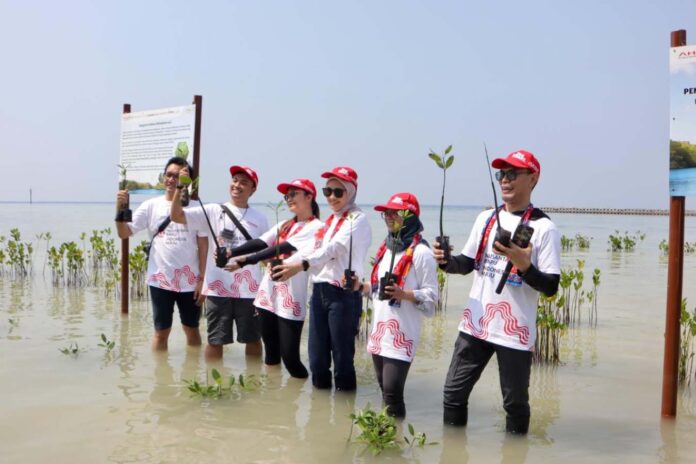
171, 165, 268, 360
434, 150, 560, 434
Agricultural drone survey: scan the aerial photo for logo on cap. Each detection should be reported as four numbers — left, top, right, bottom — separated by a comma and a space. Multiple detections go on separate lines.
512, 152, 527, 162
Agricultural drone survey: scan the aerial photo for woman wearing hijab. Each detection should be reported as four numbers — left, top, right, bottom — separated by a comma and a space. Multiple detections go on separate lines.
363, 193, 438, 417
223, 179, 323, 378
274, 167, 371, 391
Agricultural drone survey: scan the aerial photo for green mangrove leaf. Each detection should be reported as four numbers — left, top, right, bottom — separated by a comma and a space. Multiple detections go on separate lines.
175, 142, 190, 158
445, 144, 453, 155
179, 175, 192, 186
445, 155, 454, 168
428, 153, 442, 164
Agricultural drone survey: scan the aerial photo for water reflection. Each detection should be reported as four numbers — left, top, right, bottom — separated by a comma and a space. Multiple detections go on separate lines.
528, 365, 561, 442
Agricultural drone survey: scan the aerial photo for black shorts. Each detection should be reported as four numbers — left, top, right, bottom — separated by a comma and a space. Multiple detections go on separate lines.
205, 296, 260, 345
149, 286, 201, 331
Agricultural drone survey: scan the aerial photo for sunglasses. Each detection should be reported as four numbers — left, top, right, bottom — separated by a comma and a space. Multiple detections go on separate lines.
495, 169, 531, 182
380, 210, 400, 219
322, 187, 345, 199
283, 190, 305, 201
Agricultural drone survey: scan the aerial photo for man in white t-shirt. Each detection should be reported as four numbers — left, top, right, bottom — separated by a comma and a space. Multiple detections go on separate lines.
171, 165, 268, 360
434, 150, 561, 435
116, 157, 208, 351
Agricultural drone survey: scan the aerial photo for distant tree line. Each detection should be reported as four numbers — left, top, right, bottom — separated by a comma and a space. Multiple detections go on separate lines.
671, 140, 696, 169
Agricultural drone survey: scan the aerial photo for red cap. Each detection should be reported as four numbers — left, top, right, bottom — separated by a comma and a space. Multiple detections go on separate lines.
321, 166, 358, 186
374, 192, 420, 217
229, 165, 259, 186
277, 178, 317, 198
491, 150, 540, 175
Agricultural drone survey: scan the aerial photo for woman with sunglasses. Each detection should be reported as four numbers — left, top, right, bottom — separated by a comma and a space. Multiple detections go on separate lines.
222, 179, 322, 378
274, 167, 371, 391
363, 193, 438, 417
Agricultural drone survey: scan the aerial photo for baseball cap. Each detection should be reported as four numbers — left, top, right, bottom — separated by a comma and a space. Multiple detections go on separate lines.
277, 178, 317, 197
374, 192, 420, 217
229, 165, 259, 186
491, 150, 540, 175
321, 166, 358, 186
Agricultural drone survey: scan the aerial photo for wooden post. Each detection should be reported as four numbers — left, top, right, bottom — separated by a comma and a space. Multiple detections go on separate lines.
191, 95, 202, 201
120, 103, 131, 315
661, 29, 687, 418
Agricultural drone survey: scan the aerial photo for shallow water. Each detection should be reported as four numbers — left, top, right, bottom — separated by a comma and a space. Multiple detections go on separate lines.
2, 203, 696, 463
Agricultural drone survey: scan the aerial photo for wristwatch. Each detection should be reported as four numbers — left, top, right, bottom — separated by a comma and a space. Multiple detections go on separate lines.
302, 259, 310, 272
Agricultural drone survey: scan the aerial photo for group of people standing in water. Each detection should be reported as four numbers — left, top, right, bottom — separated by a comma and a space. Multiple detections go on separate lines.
116, 149, 561, 435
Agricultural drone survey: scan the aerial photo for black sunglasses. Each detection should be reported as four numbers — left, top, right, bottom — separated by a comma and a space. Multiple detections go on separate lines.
495, 169, 531, 182
322, 187, 345, 199
283, 190, 305, 201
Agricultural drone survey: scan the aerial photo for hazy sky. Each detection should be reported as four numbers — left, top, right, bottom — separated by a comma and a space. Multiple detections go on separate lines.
2, 0, 696, 208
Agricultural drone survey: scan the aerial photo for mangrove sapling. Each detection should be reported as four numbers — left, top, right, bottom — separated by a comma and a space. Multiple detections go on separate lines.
267, 200, 286, 281
6, 228, 33, 277
178, 175, 228, 268
428, 145, 454, 262
116, 164, 132, 223
679, 299, 696, 386
347, 404, 435, 455
379, 210, 413, 301
98, 333, 116, 354
59, 342, 80, 357
129, 241, 149, 298
183, 368, 265, 399
348, 404, 399, 455
343, 213, 356, 291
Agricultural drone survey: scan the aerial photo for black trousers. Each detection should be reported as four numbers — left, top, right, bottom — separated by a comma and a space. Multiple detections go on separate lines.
443, 332, 532, 434
259, 309, 308, 379
372, 354, 411, 418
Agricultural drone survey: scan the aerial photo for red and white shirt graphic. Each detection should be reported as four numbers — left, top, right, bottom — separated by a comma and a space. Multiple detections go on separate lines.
128, 196, 206, 293
457, 208, 561, 351
254, 218, 324, 321
185, 203, 268, 299
366, 243, 438, 363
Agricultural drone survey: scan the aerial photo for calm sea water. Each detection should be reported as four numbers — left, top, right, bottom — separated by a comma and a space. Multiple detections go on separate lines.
2, 202, 696, 464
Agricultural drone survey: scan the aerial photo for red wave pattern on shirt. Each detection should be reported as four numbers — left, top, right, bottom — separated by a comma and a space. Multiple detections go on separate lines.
148, 266, 197, 292
461, 301, 529, 345
206, 280, 235, 297
368, 319, 414, 358
255, 289, 274, 312
229, 270, 260, 297
270, 283, 302, 316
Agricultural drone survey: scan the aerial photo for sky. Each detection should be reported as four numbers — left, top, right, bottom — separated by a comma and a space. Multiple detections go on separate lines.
1, 0, 696, 209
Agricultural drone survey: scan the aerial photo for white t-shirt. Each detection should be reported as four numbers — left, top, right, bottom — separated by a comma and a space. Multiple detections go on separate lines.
306, 208, 372, 287
457, 208, 561, 351
367, 242, 438, 363
128, 196, 206, 293
253, 218, 324, 321
184, 203, 268, 299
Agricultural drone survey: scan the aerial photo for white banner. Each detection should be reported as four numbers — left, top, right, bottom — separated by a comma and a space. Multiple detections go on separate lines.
670, 45, 696, 196
119, 104, 196, 193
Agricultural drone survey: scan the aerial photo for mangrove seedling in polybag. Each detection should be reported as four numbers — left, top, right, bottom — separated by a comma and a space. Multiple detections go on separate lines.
428, 145, 454, 261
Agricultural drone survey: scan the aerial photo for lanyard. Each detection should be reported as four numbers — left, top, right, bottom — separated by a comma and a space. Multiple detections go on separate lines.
474, 204, 534, 271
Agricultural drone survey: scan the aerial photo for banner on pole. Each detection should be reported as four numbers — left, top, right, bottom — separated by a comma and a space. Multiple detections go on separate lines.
119, 105, 196, 193
670, 45, 696, 196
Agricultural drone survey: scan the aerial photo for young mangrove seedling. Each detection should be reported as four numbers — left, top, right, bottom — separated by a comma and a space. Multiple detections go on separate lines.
59, 342, 80, 357
348, 403, 399, 455
183, 368, 266, 399
98, 333, 116, 353
428, 145, 454, 262
116, 163, 132, 222
379, 209, 413, 301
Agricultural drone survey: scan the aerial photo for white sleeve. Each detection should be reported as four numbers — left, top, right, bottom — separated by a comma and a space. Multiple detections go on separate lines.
461, 211, 488, 259
535, 221, 561, 275
128, 200, 151, 236
411, 244, 439, 318
184, 203, 216, 237
259, 224, 278, 246
306, 215, 362, 269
